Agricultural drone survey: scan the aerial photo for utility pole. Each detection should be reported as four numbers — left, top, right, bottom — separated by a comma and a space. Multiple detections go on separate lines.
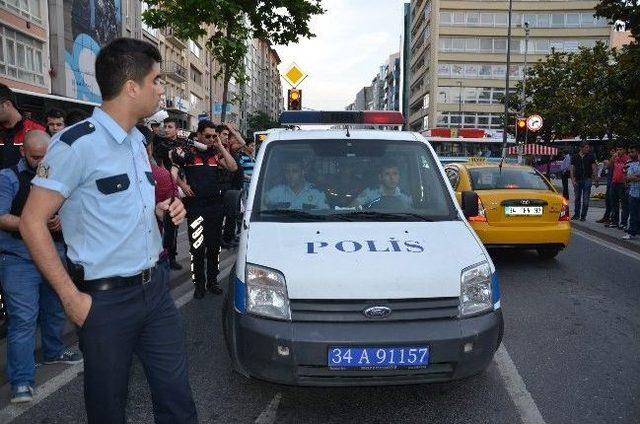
520, 22, 530, 117
501, 0, 514, 161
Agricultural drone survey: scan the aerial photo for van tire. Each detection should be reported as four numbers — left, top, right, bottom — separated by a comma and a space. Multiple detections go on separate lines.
536, 247, 560, 260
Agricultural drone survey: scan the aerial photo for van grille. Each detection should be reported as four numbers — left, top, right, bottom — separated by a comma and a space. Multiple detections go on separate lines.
289, 298, 460, 322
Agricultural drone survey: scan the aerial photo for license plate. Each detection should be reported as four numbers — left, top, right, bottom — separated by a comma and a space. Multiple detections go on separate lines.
504, 206, 543, 216
327, 346, 430, 369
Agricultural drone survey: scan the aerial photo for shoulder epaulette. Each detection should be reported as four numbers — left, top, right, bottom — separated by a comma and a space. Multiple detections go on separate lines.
59, 121, 95, 146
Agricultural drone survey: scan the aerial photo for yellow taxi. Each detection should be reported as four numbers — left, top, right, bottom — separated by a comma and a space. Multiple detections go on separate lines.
444, 159, 571, 259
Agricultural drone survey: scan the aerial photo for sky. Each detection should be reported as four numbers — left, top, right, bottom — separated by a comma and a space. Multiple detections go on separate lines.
275, 0, 408, 111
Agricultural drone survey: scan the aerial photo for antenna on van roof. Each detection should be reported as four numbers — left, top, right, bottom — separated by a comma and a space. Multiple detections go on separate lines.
345, 125, 351, 138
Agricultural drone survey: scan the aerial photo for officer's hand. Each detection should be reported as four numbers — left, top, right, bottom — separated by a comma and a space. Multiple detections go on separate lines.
182, 183, 195, 197
68, 291, 92, 328
156, 198, 187, 225
47, 215, 61, 232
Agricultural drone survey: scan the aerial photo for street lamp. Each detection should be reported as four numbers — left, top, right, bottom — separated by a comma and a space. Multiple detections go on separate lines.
520, 21, 530, 117
501, 0, 514, 159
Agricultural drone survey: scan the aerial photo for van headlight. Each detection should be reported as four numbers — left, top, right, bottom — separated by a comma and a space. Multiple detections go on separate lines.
246, 264, 291, 320
459, 262, 493, 317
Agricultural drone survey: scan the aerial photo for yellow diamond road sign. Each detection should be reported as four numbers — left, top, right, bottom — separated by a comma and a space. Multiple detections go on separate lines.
283, 63, 307, 88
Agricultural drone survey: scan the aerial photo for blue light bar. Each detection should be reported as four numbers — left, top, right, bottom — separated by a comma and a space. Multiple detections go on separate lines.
280, 110, 404, 126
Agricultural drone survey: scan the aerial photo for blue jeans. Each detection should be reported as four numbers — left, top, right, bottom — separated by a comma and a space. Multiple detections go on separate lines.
628, 196, 640, 236
574, 179, 592, 218
0, 254, 66, 388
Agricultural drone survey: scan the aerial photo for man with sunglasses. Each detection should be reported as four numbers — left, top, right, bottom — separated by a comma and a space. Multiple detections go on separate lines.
172, 120, 237, 298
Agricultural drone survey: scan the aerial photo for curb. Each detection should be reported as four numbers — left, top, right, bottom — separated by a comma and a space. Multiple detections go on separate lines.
572, 222, 640, 255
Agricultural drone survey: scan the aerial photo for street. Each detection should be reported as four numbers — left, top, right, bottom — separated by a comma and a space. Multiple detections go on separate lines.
0, 224, 637, 424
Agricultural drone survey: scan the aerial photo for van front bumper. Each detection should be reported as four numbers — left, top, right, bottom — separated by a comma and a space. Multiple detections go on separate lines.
232, 309, 503, 386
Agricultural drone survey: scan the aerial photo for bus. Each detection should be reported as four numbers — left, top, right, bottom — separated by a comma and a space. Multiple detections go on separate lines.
422, 128, 516, 164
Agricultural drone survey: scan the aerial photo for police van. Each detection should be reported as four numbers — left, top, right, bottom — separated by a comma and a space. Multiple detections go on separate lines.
223, 111, 503, 386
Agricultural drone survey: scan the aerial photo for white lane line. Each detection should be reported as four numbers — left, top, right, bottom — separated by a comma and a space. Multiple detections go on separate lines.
0, 355, 83, 423
254, 393, 282, 424
0, 262, 235, 423
494, 345, 546, 424
572, 228, 640, 262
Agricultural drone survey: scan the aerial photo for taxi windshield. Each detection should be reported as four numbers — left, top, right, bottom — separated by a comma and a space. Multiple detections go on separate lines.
468, 167, 552, 191
252, 139, 457, 222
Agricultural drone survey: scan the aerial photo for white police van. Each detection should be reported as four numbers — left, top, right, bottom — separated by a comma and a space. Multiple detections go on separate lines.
223, 111, 503, 386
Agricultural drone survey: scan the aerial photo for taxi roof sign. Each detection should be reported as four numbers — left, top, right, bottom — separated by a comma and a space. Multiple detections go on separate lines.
282, 63, 307, 88
280, 110, 404, 126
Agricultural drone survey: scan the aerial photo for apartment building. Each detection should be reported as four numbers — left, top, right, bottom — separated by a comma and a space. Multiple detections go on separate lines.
407, 0, 611, 132
347, 52, 401, 112
0, 0, 49, 93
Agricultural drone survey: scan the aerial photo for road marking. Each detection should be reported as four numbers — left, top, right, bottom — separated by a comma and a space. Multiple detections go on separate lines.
494, 345, 546, 424
0, 261, 235, 423
254, 393, 282, 424
572, 228, 640, 262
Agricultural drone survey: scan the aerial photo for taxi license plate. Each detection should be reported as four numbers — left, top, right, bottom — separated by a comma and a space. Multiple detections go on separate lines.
504, 206, 543, 216
328, 346, 429, 369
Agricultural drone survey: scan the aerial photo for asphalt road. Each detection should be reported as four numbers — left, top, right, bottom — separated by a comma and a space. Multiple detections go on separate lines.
1, 229, 638, 424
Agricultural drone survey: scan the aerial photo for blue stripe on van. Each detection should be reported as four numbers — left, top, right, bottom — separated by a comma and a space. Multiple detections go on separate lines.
234, 277, 246, 314
492, 273, 501, 308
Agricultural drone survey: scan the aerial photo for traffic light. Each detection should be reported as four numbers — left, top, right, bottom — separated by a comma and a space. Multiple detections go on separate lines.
516, 117, 527, 144
288, 89, 302, 110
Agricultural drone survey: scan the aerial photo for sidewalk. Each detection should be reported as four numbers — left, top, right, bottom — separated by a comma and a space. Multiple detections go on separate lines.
558, 178, 640, 252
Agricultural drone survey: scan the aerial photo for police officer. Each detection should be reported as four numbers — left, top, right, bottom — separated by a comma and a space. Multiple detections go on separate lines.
19, 38, 197, 424
172, 120, 237, 299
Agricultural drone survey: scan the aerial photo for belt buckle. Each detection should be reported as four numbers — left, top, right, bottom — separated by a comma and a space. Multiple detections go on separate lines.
142, 268, 152, 285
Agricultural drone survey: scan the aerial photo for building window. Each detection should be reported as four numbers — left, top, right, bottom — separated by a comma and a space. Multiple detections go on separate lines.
0, 25, 44, 86
0, 0, 42, 24
188, 40, 201, 58
190, 66, 202, 86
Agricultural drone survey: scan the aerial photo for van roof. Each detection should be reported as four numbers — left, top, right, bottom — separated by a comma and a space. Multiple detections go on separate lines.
267, 129, 422, 143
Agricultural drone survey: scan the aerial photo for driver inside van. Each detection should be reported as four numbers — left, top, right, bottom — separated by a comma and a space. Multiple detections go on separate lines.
264, 160, 329, 210
354, 163, 412, 208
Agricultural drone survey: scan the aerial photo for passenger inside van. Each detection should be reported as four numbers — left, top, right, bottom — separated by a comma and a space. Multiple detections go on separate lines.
354, 162, 412, 209
263, 159, 329, 210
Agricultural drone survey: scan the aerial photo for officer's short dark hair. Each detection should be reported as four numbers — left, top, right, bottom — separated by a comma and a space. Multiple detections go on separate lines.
215, 124, 228, 134
136, 123, 154, 147
197, 120, 216, 134
66, 108, 91, 125
45, 107, 66, 120
0, 83, 16, 108
95, 38, 162, 101
163, 117, 178, 126
380, 161, 400, 174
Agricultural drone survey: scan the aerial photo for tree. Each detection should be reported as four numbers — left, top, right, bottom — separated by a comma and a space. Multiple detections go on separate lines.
143, 0, 324, 122
595, 0, 640, 42
245, 111, 279, 140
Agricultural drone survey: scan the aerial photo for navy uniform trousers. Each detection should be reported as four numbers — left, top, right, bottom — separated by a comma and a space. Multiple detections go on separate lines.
78, 259, 198, 424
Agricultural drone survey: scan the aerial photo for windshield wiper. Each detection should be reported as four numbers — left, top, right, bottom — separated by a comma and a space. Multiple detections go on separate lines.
259, 209, 326, 221
335, 211, 435, 221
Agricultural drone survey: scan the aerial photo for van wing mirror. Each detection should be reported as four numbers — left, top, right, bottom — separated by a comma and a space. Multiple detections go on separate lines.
461, 191, 479, 218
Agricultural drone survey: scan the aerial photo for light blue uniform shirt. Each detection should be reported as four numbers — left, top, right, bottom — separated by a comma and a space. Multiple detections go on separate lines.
355, 186, 412, 208
32, 108, 162, 280
627, 160, 640, 199
265, 182, 328, 210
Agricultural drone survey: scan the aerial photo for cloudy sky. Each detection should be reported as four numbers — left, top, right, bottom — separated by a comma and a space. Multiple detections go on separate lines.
275, 0, 408, 111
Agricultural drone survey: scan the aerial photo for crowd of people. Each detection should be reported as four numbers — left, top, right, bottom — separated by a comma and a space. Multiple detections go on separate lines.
559, 141, 640, 240
0, 36, 256, 423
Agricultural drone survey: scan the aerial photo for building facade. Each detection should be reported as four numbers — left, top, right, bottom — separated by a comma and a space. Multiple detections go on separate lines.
407, 0, 611, 132
0, 0, 50, 93
347, 52, 401, 112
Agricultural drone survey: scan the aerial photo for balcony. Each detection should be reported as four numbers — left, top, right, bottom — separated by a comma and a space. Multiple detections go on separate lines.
161, 61, 188, 83
161, 27, 186, 48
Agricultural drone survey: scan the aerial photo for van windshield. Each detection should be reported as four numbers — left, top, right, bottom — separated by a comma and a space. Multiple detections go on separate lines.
252, 139, 457, 222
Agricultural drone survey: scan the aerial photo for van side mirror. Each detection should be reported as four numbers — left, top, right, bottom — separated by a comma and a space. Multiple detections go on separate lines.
461, 191, 479, 218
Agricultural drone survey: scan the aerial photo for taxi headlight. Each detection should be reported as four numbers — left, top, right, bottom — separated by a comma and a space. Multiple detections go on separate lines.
246, 264, 291, 320
459, 262, 493, 317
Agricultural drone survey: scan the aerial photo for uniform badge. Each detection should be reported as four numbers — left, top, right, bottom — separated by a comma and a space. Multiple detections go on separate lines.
36, 162, 50, 178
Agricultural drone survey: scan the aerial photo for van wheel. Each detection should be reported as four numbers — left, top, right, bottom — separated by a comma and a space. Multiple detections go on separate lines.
537, 247, 560, 260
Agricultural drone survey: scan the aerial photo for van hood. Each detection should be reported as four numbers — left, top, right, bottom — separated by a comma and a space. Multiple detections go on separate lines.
245, 221, 488, 300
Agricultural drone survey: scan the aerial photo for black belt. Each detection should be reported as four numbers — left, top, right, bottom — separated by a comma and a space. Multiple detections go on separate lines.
78, 268, 154, 292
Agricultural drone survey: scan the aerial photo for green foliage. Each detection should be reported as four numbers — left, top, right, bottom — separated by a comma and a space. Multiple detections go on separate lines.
595, 0, 640, 42
246, 111, 280, 140
143, 0, 324, 121
508, 42, 640, 144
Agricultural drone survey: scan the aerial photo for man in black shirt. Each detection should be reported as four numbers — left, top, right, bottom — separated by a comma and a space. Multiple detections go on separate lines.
570, 142, 598, 221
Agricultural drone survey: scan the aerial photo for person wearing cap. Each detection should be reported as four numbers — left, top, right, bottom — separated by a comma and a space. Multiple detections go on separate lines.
18, 38, 196, 424
0, 83, 45, 169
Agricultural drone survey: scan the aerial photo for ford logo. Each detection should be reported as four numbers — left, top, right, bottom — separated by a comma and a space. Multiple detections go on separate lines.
363, 306, 392, 319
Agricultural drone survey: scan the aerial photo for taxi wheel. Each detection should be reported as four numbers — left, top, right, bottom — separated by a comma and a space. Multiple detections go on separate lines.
536, 247, 560, 260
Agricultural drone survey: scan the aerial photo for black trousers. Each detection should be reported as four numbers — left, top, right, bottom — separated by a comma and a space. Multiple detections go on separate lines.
222, 190, 241, 243
186, 199, 224, 289
561, 170, 570, 200
163, 220, 178, 261
78, 259, 197, 424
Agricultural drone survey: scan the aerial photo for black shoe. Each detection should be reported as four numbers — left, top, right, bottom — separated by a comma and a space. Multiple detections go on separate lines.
571, 215, 579, 221
194, 287, 206, 299
580, 217, 586, 221
233, 235, 240, 243
169, 260, 183, 271
207, 284, 223, 295
595, 217, 609, 224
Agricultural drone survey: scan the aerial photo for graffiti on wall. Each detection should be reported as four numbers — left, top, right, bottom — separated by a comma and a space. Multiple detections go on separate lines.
64, 0, 122, 101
